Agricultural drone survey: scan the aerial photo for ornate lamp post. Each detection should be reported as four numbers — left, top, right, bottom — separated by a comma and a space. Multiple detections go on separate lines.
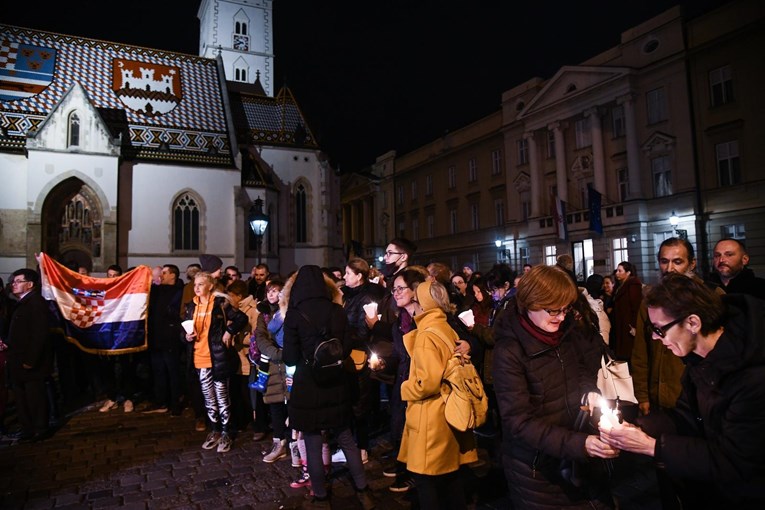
669, 210, 687, 240
248, 197, 270, 264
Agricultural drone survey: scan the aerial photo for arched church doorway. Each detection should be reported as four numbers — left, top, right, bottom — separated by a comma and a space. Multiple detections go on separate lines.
42, 177, 103, 273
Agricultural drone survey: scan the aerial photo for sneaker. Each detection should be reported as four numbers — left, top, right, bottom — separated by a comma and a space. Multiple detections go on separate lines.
360, 449, 369, 465
263, 438, 288, 463
99, 399, 118, 413
202, 431, 221, 450
195, 419, 207, 432
290, 469, 311, 488
290, 441, 301, 467
217, 433, 232, 453
388, 475, 415, 493
382, 465, 399, 478
123, 400, 134, 413
142, 404, 168, 414
356, 488, 376, 510
331, 449, 346, 464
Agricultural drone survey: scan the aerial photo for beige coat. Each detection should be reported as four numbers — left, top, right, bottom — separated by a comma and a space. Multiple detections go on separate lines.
398, 281, 477, 475
234, 295, 259, 376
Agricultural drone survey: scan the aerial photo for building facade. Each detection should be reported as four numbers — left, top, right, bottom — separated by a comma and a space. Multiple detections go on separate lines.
343, 0, 763, 283
0, 0, 344, 280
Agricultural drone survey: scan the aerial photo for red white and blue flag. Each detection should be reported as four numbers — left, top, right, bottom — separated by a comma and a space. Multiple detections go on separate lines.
38, 253, 151, 355
551, 193, 568, 241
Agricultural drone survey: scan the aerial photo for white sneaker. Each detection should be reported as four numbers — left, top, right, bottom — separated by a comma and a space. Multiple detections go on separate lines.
289, 441, 301, 467
331, 449, 346, 464
202, 431, 221, 450
217, 433, 232, 453
123, 400, 134, 413
99, 399, 118, 413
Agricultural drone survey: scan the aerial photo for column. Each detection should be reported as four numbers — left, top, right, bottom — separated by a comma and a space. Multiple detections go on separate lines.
524, 131, 540, 217
585, 107, 606, 194
619, 93, 642, 198
550, 121, 568, 202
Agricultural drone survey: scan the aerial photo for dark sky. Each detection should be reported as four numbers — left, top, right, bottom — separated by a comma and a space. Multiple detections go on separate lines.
3, 0, 729, 172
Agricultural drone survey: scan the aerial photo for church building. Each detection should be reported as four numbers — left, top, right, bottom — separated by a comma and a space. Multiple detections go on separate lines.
0, 0, 344, 280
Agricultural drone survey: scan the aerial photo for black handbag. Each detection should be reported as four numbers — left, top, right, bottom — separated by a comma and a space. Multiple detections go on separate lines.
559, 394, 613, 489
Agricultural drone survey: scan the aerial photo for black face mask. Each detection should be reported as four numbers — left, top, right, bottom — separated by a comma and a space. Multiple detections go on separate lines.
382, 262, 399, 278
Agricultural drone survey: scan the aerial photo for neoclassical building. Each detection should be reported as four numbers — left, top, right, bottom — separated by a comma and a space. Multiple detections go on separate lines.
0, 0, 344, 280
342, 0, 764, 283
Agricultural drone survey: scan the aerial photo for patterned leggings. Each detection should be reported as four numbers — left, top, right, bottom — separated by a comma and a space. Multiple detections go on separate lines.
198, 368, 231, 433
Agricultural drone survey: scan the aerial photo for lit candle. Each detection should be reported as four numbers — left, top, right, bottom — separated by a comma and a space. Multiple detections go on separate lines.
370, 352, 379, 369
598, 398, 621, 431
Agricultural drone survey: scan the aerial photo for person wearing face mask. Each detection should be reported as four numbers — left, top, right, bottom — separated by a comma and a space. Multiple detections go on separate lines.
493, 265, 618, 509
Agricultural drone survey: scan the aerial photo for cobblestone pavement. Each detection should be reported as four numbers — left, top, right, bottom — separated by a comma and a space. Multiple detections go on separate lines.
0, 401, 659, 509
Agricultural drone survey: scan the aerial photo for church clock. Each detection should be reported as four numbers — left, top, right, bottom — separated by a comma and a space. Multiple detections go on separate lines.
233, 34, 249, 51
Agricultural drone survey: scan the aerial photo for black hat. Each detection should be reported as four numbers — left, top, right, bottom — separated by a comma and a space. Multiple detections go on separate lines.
199, 254, 223, 273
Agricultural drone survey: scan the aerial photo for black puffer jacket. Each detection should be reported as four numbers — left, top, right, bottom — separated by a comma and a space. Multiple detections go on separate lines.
184, 295, 248, 381
283, 265, 354, 433
492, 299, 609, 509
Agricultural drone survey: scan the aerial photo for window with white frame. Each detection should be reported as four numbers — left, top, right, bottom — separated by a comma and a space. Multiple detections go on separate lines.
518, 246, 529, 268
646, 87, 667, 124
716, 141, 740, 186
450, 208, 458, 234
448, 165, 456, 189
617, 167, 629, 202
427, 214, 434, 238
425, 175, 433, 196
491, 149, 502, 175
67, 112, 80, 147
517, 139, 528, 165
520, 191, 531, 221
173, 192, 200, 251
612, 237, 629, 266
544, 245, 557, 266
547, 130, 556, 158
411, 180, 417, 201
471, 203, 480, 230
612, 106, 625, 138
468, 158, 478, 182
397, 184, 404, 205
494, 199, 505, 227
652, 156, 672, 197
721, 223, 745, 239
710, 65, 734, 107
575, 117, 592, 148
411, 217, 419, 241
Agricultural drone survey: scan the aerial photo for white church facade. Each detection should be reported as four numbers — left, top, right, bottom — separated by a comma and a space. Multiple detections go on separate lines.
0, 0, 344, 280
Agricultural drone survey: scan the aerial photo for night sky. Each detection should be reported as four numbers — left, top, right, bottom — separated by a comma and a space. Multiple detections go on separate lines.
3, 0, 729, 172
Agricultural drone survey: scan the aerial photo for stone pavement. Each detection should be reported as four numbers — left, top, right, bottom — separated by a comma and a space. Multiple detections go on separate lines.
0, 401, 660, 509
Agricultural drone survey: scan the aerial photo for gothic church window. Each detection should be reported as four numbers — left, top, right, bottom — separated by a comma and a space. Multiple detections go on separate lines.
295, 184, 307, 243
173, 192, 200, 251
68, 112, 80, 147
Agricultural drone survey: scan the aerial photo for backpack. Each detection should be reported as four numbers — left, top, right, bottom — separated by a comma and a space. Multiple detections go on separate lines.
429, 327, 488, 432
296, 309, 346, 385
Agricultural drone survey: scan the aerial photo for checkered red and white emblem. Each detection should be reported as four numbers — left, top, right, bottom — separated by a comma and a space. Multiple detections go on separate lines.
70, 297, 104, 328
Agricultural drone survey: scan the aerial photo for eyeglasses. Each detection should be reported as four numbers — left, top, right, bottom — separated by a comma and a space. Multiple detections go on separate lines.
647, 316, 687, 338
11, 279, 30, 285
384, 251, 403, 257
543, 306, 571, 317
390, 286, 409, 295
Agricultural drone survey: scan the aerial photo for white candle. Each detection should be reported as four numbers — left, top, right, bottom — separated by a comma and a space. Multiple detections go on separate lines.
598, 398, 621, 431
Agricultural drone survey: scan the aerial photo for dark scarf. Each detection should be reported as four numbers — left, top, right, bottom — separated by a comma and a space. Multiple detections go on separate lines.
519, 313, 563, 346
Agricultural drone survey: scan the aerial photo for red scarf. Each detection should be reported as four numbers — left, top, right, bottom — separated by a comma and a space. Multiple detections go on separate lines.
519, 313, 563, 346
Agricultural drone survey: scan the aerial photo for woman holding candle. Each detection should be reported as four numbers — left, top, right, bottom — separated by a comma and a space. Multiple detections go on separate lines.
493, 265, 619, 509
599, 273, 765, 508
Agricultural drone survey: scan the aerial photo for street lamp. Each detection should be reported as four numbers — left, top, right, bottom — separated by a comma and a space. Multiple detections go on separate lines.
248, 197, 270, 264
669, 210, 687, 240
495, 238, 503, 262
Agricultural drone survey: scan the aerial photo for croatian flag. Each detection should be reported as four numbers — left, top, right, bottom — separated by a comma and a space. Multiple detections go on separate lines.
39, 253, 151, 355
551, 193, 568, 241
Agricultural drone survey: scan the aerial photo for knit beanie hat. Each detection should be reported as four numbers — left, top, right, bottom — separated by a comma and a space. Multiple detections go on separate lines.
199, 254, 223, 273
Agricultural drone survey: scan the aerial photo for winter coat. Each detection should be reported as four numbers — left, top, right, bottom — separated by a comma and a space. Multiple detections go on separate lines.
234, 295, 259, 377
611, 276, 642, 361
645, 294, 765, 508
184, 295, 248, 381
398, 280, 478, 475
709, 267, 765, 300
147, 282, 184, 352
492, 298, 610, 509
283, 265, 355, 433
6, 290, 53, 383
255, 300, 289, 405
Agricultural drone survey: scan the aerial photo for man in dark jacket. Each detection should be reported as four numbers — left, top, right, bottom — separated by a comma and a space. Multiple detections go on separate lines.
145, 264, 184, 415
709, 238, 765, 299
6, 268, 53, 441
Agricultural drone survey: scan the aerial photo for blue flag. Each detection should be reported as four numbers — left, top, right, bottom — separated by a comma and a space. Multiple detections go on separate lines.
588, 184, 603, 234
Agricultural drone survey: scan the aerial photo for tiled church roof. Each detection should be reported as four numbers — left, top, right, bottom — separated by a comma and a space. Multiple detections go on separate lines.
0, 24, 235, 166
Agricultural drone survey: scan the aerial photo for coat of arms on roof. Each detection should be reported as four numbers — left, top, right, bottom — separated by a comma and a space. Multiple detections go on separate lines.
112, 59, 182, 116
0, 39, 56, 101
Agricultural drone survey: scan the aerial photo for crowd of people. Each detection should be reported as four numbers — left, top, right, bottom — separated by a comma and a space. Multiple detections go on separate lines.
0, 236, 764, 509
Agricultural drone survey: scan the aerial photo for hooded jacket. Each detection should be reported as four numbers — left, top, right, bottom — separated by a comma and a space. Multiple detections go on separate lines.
398, 280, 478, 475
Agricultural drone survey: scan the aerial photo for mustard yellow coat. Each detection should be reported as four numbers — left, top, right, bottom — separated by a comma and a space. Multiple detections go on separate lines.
398, 281, 477, 475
